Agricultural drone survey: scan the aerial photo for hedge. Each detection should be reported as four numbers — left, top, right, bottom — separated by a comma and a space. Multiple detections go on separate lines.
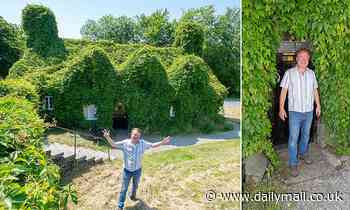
42, 46, 118, 129
168, 55, 227, 132
0, 97, 76, 209
243, 0, 350, 167
173, 21, 204, 57
0, 16, 22, 78
119, 46, 173, 133
0, 78, 39, 104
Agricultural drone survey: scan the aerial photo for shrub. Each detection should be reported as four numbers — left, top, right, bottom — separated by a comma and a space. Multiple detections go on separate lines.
0, 17, 22, 78
120, 47, 173, 133
43, 46, 118, 129
173, 21, 204, 56
22, 4, 66, 58
0, 78, 39, 104
168, 55, 227, 132
0, 97, 76, 209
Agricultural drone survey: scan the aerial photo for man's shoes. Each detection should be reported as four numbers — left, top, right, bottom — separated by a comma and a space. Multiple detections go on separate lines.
129, 195, 138, 201
290, 165, 299, 177
300, 154, 313, 165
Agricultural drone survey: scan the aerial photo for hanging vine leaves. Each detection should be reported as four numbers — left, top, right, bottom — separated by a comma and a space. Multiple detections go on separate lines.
243, 0, 350, 167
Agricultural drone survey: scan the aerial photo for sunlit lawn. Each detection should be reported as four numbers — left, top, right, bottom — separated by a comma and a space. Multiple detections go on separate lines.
68, 140, 241, 210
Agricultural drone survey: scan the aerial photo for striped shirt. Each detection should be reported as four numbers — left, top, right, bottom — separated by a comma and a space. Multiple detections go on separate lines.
280, 66, 318, 113
113, 139, 153, 172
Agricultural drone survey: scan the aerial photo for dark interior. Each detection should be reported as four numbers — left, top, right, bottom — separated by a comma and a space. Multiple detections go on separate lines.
270, 40, 317, 145
113, 114, 128, 129
113, 103, 129, 130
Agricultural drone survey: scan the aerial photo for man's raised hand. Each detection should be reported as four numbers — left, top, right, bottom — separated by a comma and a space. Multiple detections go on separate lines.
162, 136, 171, 145
102, 129, 111, 139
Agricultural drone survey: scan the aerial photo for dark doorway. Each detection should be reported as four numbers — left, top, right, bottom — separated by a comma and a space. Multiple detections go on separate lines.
270, 39, 317, 145
112, 103, 128, 130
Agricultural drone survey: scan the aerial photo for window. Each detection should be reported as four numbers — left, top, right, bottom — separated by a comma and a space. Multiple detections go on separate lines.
83, 105, 97, 120
170, 106, 175, 118
43, 96, 53, 111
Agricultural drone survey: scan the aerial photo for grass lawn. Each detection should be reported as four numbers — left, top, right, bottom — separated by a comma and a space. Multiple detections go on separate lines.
67, 140, 240, 210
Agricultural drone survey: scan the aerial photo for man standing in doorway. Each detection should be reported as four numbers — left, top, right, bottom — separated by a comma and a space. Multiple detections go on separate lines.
103, 128, 171, 210
279, 48, 321, 177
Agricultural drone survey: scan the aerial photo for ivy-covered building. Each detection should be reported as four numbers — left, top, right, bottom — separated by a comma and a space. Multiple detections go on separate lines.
4, 4, 227, 134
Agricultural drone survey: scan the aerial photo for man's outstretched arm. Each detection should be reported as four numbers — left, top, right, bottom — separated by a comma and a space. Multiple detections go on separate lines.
151, 136, 171, 148
102, 129, 123, 149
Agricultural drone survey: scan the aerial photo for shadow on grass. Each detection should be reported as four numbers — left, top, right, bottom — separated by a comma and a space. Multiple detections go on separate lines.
125, 199, 159, 210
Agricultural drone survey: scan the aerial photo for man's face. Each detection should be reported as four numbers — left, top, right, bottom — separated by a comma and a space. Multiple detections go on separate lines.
130, 130, 141, 142
296, 51, 310, 71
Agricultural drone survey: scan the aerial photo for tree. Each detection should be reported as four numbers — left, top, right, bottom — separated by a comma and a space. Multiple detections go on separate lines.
180, 6, 240, 96
0, 16, 22, 78
136, 9, 176, 47
81, 15, 140, 44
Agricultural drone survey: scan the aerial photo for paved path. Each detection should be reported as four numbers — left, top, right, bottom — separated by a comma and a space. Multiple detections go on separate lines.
44, 121, 240, 161
223, 98, 240, 120
276, 144, 350, 209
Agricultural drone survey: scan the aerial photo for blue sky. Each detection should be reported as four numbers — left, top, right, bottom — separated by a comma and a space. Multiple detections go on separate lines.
1, 0, 240, 39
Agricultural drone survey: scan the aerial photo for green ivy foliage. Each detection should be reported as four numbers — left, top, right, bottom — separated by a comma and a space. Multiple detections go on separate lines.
8, 5, 223, 134
64, 39, 183, 69
168, 55, 227, 132
43, 46, 118, 129
119, 47, 173, 133
8, 49, 66, 78
0, 17, 22, 78
243, 0, 350, 166
9, 38, 183, 79
0, 97, 76, 209
0, 79, 39, 104
22, 4, 66, 58
173, 21, 204, 57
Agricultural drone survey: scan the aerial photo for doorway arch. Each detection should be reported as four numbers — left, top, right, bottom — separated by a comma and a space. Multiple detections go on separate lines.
243, 1, 350, 166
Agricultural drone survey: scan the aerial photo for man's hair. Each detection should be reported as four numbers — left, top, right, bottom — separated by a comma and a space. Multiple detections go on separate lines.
296, 47, 311, 57
131, 128, 142, 134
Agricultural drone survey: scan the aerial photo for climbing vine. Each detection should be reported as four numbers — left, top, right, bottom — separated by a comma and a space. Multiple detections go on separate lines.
243, 0, 350, 166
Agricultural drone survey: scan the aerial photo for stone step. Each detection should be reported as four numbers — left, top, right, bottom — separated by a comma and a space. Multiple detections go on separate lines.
95, 157, 104, 164
51, 152, 64, 161
45, 148, 107, 180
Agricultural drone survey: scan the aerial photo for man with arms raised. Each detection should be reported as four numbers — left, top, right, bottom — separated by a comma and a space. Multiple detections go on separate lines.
103, 128, 171, 210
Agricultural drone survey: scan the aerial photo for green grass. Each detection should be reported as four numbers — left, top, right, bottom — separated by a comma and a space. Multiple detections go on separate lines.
69, 140, 241, 210
140, 140, 241, 210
